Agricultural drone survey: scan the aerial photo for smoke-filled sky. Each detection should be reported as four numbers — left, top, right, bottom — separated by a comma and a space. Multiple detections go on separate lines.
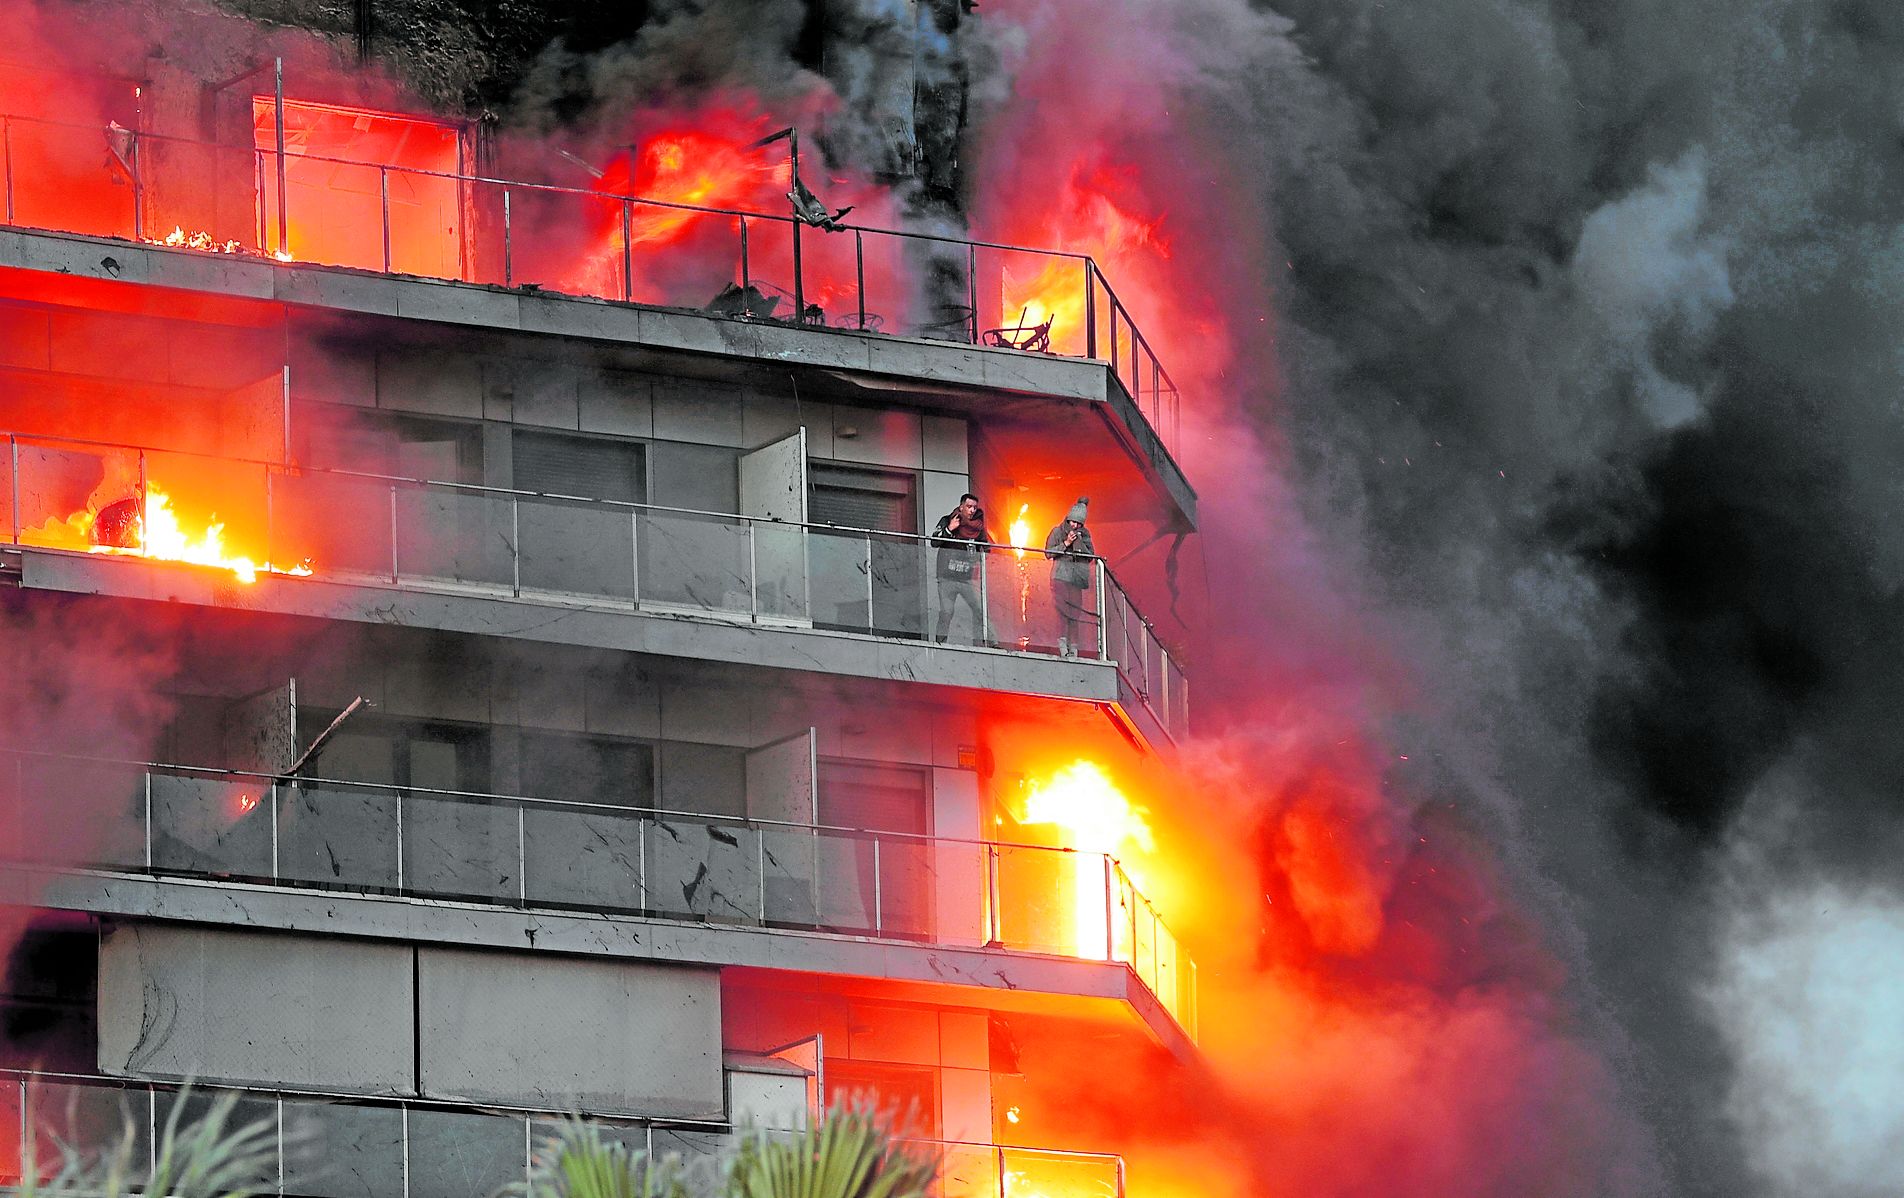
935, 0, 1904, 1193
1176, 0, 1904, 1194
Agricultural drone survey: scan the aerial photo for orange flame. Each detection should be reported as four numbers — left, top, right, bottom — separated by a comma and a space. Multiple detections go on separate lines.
1016, 760, 1153, 958
1009, 503, 1032, 560
999, 166, 1169, 361
145, 226, 249, 254
32, 482, 311, 584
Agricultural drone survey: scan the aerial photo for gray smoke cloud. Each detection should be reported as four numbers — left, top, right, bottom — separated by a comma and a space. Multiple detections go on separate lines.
1236, 0, 1904, 1193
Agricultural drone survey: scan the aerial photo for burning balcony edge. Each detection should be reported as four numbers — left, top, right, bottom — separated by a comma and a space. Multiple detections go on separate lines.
0, 225, 1198, 530
13, 546, 1139, 706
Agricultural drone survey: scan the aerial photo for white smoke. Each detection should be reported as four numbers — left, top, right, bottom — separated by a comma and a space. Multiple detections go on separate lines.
1709, 875, 1904, 1197
1571, 151, 1733, 428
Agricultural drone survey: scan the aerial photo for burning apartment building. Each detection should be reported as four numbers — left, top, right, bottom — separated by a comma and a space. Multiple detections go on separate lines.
0, 3, 1201, 1196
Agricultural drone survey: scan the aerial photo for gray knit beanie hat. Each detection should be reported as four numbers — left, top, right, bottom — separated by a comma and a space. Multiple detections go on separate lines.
1065, 497, 1089, 523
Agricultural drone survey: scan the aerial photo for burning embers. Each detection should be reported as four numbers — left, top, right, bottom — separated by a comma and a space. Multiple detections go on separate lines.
32, 480, 310, 584
144, 226, 251, 255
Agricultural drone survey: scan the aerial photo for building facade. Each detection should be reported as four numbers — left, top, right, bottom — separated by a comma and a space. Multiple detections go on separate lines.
0, 37, 1195, 1198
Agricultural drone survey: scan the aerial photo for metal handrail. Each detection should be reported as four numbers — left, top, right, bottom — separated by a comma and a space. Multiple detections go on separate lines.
0, 427, 1187, 678
0, 106, 1180, 452
0, 745, 1097, 857
1, 748, 1199, 1035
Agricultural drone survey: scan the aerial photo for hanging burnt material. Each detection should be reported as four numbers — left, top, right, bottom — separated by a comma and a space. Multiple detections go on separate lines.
91, 496, 142, 549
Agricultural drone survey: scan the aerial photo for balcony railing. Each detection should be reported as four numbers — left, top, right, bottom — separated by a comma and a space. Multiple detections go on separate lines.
0, 431, 1189, 741
0, 108, 1181, 455
0, 752, 1199, 1040
0, 1069, 1125, 1198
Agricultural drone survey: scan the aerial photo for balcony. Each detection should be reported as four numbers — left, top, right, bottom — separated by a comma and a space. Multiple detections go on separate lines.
0, 1069, 1126, 1198
0, 753, 1199, 1043
0, 432, 1190, 743
0, 108, 1182, 464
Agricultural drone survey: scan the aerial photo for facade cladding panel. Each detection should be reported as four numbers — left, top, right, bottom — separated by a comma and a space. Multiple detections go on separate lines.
96, 922, 415, 1095
417, 946, 723, 1118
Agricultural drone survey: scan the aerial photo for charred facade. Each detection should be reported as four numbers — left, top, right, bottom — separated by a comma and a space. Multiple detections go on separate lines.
0, 5, 1196, 1196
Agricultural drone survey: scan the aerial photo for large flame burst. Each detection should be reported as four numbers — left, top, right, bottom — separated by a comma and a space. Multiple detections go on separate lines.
1015, 760, 1154, 959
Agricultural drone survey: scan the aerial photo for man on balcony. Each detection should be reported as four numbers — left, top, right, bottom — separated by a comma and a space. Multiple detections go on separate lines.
1045, 498, 1097, 658
931, 493, 992, 644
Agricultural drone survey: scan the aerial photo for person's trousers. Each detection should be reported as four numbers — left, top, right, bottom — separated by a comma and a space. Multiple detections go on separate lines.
1053, 582, 1092, 655
935, 576, 985, 642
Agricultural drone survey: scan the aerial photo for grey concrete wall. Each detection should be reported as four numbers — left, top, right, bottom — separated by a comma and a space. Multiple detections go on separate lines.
417, 947, 722, 1118
296, 352, 969, 488
97, 923, 415, 1094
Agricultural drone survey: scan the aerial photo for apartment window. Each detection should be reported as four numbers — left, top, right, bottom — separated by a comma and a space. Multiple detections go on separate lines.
517, 729, 655, 808
301, 712, 491, 793
308, 412, 484, 483
809, 464, 918, 533
819, 761, 932, 938
824, 1060, 940, 1138
809, 466, 924, 637
512, 430, 646, 504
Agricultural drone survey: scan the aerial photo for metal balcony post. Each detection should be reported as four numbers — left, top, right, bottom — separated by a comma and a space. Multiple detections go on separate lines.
629, 508, 641, 608
510, 496, 521, 597
966, 243, 978, 343
1110, 303, 1120, 376
10, 435, 20, 544
270, 781, 280, 881
995, 1146, 1005, 1198
400, 1105, 411, 1198
273, 58, 288, 258
136, 450, 147, 554
620, 200, 633, 302
978, 548, 989, 646
143, 771, 152, 869
1084, 261, 1097, 358
394, 790, 404, 890
636, 814, 648, 910
1103, 855, 1116, 961
986, 843, 1001, 944
872, 835, 883, 934
502, 189, 513, 286
129, 130, 143, 241
1095, 559, 1107, 659
388, 484, 399, 582
748, 521, 759, 621
379, 167, 391, 272
756, 829, 767, 923
738, 215, 750, 291
790, 130, 805, 318
863, 537, 874, 629
2, 116, 13, 224
517, 802, 527, 904
855, 229, 865, 330
254, 151, 267, 251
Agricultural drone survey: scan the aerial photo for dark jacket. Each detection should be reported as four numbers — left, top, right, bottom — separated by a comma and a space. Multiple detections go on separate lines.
931, 509, 993, 580
1044, 521, 1096, 589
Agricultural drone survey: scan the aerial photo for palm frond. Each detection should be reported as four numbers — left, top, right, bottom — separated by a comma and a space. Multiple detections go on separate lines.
724, 1102, 935, 1198
512, 1117, 690, 1198
16, 1087, 281, 1198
